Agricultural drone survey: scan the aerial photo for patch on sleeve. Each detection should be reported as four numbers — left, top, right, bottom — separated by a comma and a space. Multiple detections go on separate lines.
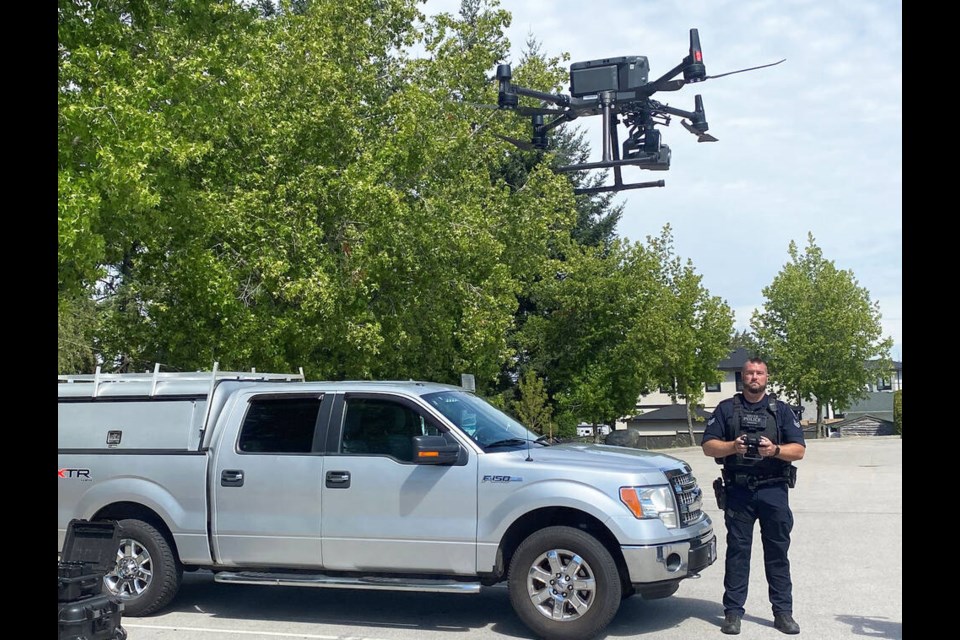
707, 417, 715, 426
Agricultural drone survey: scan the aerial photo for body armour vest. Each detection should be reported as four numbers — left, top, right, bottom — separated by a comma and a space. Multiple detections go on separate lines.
722, 393, 788, 476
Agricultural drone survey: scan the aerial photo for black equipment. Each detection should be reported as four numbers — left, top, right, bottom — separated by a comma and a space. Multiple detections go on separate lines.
481, 29, 783, 195
59, 520, 128, 640
742, 431, 763, 461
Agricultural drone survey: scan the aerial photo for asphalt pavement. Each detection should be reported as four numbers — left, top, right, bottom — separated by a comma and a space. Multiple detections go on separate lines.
117, 436, 902, 640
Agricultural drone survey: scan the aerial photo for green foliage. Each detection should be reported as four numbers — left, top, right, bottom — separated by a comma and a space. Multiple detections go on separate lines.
893, 389, 902, 436
519, 237, 670, 427
751, 233, 893, 437
647, 225, 734, 441
512, 370, 554, 438
56, 0, 740, 449
730, 329, 759, 354
58, 294, 98, 374
553, 410, 579, 439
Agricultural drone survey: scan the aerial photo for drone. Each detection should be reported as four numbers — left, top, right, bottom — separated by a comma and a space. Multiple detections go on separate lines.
481, 29, 784, 195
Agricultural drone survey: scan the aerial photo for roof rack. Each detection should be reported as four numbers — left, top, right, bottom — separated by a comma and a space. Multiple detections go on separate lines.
58, 362, 306, 398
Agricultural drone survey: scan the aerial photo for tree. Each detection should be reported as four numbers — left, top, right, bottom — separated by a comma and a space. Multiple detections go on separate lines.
893, 389, 902, 436
648, 226, 734, 446
518, 238, 670, 441
751, 233, 893, 438
511, 370, 554, 438
58, 0, 578, 385
730, 329, 758, 354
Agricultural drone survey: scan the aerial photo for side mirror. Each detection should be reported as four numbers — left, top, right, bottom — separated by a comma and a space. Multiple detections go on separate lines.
412, 435, 460, 465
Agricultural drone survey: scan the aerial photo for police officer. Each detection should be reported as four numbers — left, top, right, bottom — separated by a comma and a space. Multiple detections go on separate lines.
702, 356, 805, 635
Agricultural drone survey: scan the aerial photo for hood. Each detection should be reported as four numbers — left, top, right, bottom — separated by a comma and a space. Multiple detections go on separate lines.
513, 442, 692, 474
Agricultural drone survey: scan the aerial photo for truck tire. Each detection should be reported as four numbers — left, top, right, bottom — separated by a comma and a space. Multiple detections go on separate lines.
508, 526, 621, 640
102, 519, 183, 616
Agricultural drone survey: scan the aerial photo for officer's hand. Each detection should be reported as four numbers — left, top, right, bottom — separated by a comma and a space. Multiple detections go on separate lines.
758, 437, 776, 457
734, 435, 747, 455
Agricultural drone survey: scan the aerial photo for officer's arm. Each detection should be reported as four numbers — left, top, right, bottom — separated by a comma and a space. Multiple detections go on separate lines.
774, 442, 805, 462
703, 437, 741, 459
701, 405, 739, 459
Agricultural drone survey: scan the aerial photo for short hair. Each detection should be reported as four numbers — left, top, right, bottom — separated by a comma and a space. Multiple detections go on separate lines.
742, 356, 768, 373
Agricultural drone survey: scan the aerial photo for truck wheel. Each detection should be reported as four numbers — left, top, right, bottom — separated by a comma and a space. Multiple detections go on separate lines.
102, 519, 182, 616
508, 526, 621, 640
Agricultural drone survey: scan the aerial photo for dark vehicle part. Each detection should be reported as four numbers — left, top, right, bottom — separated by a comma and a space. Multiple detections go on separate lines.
103, 519, 183, 616
507, 526, 621, 640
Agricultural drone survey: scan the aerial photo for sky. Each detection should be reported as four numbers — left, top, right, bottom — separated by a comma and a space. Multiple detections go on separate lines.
421, 0, 903, 362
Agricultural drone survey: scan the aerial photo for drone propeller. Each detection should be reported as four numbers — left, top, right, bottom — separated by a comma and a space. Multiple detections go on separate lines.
681, 119, 718, 142
493, 133, 541, 152
469, 120, 544, 153
704, 58, 786, 80
679, 94, 718, 142
650, 58, 786, 93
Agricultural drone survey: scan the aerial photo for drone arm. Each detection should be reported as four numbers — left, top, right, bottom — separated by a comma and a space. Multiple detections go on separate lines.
510, 84, 571, 109
537, 113, 577, 134
657, 104, 697, 121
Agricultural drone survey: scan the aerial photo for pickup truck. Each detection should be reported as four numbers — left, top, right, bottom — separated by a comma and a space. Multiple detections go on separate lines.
58, 366, 716, 640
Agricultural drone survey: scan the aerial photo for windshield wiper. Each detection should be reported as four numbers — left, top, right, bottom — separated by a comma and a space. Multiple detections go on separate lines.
484, 438, 529, 449
534, 435, 553, 445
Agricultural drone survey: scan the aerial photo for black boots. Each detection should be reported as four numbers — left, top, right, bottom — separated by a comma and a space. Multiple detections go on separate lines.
721, 612, 800, 634
774, 613, 801, 634
720, 612, 742, 635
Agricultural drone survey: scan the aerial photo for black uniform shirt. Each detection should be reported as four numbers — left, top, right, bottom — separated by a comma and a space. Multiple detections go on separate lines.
701, 394, 807, 447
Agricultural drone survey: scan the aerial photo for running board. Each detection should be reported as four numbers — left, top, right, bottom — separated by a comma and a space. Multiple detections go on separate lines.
214, 571, 482, 594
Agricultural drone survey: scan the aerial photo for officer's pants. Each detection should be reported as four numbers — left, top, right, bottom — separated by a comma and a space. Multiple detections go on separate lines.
722, 482, 794, 616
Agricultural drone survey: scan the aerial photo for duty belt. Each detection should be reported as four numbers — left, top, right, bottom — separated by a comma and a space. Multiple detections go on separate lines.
725, 471, 788, 490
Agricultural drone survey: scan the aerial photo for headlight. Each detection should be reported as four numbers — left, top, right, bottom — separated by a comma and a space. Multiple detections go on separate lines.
619, 486, 679, 528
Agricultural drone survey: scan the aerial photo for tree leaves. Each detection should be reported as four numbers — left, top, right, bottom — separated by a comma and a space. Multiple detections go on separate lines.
752, 233, 893, 436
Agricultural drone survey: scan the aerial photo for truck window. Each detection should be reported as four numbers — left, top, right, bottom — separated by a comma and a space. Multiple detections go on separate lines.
238, 396, 322, 454
341, 398, 436, 461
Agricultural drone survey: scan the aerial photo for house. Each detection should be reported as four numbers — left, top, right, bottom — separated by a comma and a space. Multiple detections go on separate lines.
622, 347, 754, 420
827, 413, 896, 437
865, 360, 903, 392
611, 404, 712, 449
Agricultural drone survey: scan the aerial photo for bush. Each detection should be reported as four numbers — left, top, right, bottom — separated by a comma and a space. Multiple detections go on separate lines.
893, 389, 902, 436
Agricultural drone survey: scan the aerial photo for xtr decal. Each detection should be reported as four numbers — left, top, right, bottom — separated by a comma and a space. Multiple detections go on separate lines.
58, 468, 91, 480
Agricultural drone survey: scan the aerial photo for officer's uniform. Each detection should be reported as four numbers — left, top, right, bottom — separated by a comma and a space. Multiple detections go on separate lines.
701, 393, 805, 618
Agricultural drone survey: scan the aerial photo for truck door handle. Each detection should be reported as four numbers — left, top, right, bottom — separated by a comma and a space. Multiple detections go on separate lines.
325, 470, 351, 489
221, 470, 244, 487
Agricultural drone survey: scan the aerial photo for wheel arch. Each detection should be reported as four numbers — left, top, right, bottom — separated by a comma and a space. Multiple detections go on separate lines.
497, 507, 630, 592
93, 502, 180, 560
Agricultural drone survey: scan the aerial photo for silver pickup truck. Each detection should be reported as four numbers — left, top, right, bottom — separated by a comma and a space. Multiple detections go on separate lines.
58, 367, 716, 640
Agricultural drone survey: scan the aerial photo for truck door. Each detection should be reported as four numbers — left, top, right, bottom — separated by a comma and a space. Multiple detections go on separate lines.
320, 393, 479, 574
211, 392, 329, 567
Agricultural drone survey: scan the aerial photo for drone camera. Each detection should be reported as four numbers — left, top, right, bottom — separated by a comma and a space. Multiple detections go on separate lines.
569, 56, 649, 98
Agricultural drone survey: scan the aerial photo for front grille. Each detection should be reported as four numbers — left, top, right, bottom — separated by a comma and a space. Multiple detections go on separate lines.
666, 466, 703, 527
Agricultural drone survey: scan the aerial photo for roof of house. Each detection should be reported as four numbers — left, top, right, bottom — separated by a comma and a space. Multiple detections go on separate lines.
629, 404, 712, 422
717, 347, 752, 370
829, 413, 894, 428
865, 359, 903, 373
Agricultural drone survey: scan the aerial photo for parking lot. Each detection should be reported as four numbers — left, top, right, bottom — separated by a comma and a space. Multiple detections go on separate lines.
120, 436, 902, 640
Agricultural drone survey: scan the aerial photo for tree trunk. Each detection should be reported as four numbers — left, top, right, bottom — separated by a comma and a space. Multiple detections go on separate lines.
816, 402, 825, 439
686, 403, 695, 446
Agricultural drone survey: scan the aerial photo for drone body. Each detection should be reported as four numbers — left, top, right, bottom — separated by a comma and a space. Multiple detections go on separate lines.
489, 29, 782, 195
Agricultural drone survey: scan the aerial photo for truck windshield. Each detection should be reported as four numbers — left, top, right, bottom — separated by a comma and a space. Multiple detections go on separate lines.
422, 390, 544, 451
